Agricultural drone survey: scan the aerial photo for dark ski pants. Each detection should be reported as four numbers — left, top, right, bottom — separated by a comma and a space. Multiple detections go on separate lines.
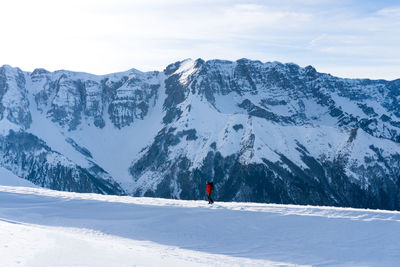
207, 193, 214, 204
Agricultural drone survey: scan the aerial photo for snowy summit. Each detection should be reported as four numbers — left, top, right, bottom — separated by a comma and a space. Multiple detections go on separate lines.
0, 59, 400, 210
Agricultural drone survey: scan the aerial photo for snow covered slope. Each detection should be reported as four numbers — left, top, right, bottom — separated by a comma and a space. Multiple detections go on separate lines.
0, 59, 400, 210
0, 184, 399, 266
0, 167, 36, 187
130, 59, 400, 210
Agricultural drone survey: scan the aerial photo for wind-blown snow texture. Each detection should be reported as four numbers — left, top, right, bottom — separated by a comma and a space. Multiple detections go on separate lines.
0, 59, 400, 210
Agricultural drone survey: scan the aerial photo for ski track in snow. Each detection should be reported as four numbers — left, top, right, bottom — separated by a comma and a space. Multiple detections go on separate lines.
1, 185, 400, 266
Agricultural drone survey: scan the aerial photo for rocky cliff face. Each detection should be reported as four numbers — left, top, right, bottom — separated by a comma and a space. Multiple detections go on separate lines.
0, 130, 123, 194
129, 59, 400, 210
0, 65, 32, 129
0, 59, 399, 209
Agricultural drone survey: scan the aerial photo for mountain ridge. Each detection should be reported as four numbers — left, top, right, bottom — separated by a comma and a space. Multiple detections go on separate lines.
1, 58, 400, 210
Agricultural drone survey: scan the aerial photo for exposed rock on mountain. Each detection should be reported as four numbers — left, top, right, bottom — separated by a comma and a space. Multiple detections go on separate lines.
0, 59, 399, 209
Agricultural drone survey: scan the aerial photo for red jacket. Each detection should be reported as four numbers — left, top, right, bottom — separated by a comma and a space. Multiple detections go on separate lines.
206, 183, 213, 194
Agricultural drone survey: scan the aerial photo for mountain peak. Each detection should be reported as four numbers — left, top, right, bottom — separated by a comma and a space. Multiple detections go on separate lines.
31, 68, 50, 76
1, 64, 15, 70
0, 59, 400, 211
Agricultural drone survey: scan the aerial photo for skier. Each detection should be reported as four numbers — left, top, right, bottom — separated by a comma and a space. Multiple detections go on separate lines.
205, 181, 214, 204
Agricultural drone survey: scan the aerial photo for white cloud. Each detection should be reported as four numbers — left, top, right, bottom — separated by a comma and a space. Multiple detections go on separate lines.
378, 6, 400, 17
0, 0, 399, 80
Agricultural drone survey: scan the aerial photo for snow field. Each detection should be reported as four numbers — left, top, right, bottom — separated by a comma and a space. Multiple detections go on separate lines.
1, 183, 400, 266
0, 168, 37, 187
0, 219, 280, 267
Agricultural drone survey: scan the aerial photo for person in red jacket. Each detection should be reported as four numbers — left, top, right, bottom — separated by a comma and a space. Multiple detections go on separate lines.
206, 181, 214, 204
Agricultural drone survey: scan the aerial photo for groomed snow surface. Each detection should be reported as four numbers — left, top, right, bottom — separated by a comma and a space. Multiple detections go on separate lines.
1, 170, 400, 266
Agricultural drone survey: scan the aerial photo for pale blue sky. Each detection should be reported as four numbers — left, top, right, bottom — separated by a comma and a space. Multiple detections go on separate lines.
0, 0, 399, 79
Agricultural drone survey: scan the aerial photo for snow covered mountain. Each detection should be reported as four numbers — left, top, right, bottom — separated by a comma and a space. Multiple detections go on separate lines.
1, 59, 400, 210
